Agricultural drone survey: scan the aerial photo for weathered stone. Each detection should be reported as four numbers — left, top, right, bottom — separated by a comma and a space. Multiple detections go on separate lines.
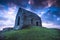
14, 8, 42, 30
3, 28, 13, 32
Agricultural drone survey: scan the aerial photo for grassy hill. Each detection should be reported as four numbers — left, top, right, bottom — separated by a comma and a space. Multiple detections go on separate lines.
2, 26, 60, 40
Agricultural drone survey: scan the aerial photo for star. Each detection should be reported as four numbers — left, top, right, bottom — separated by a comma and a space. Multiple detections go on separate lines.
28, 0, 34, 5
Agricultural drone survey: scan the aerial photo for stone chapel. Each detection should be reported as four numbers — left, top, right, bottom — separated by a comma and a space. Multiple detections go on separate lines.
14, 8, 42, 30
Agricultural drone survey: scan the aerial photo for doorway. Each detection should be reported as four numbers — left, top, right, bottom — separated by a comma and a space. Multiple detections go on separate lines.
17, 16, 20, 26
36, 22, 38, 26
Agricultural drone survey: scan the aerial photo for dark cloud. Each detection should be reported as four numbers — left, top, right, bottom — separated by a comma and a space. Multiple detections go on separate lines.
55, 0, 60, 7
0, 0, 28, 5
0, 0, 60, 7
33, 0, 47, 7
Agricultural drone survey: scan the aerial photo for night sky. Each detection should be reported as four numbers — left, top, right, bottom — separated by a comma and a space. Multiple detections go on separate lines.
0, 0, 60, 30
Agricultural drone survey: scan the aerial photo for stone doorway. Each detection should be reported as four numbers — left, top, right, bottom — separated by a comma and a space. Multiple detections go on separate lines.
17, 16, 20, 26
36, 22, 38, 26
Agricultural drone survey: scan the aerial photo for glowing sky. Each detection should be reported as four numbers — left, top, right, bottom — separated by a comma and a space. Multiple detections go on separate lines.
0, 0, 60, 30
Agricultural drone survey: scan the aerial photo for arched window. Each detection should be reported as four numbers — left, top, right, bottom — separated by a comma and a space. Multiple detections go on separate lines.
17, 16, 20, 26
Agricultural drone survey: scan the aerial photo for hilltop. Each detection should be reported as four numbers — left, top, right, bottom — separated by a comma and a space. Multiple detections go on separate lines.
0, 26, 60, 40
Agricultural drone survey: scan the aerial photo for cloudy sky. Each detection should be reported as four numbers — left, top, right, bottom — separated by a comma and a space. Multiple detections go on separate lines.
0, 0, 60, 30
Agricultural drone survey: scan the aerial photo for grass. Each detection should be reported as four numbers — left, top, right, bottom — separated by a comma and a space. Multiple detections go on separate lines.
3, 26, 60, 40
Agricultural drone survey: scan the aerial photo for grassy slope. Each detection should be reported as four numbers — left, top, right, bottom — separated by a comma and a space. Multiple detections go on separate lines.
3, 26, 60, 40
